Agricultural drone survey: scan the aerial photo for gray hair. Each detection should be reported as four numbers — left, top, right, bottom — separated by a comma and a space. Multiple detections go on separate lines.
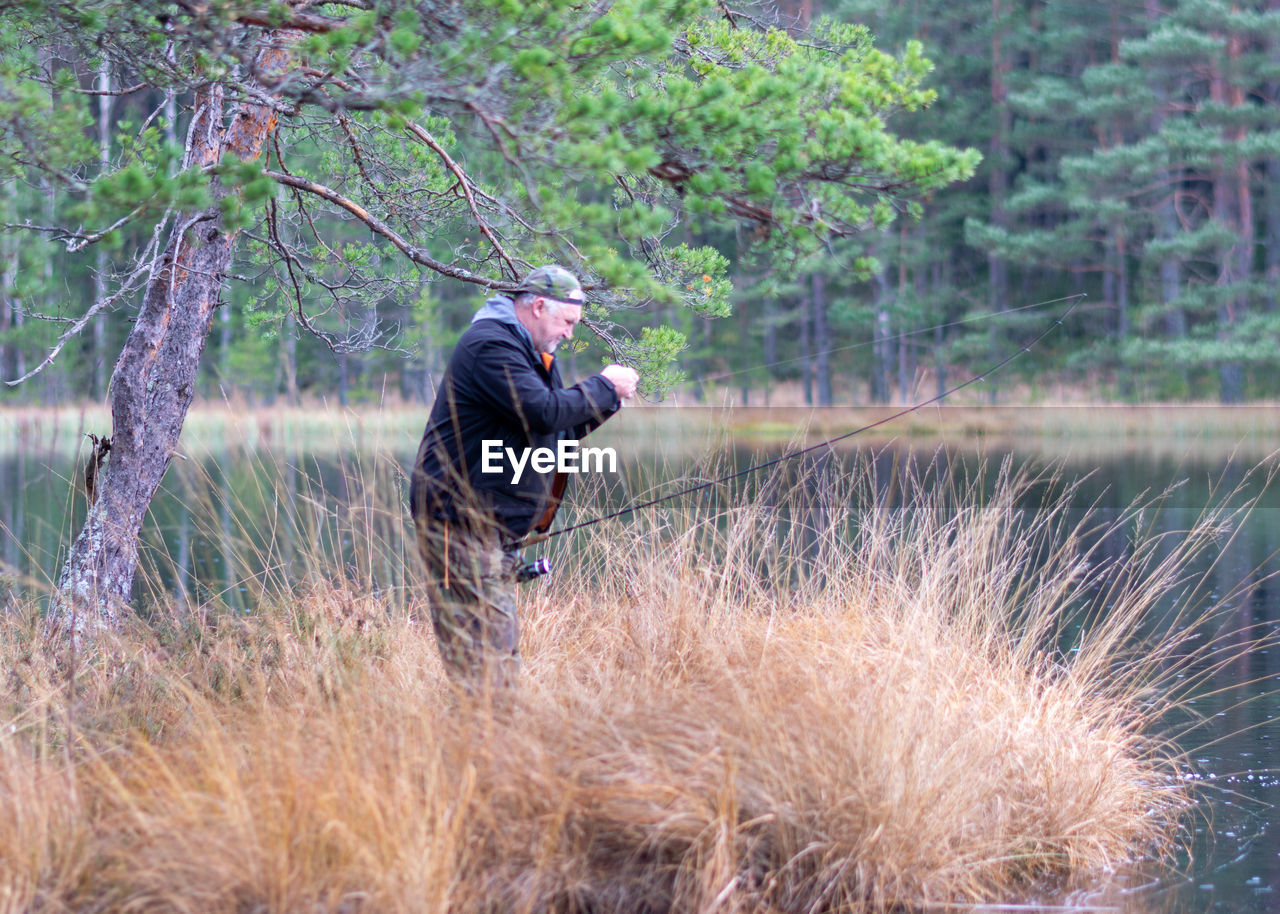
514, 290, 566, 315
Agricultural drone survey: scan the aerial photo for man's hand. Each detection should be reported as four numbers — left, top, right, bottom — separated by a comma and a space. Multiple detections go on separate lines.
600, 364, 640, 400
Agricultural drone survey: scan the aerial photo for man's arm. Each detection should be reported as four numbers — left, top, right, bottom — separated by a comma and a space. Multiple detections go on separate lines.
468, 337, 623, 435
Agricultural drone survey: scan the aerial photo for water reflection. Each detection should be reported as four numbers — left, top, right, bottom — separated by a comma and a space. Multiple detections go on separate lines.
1, 422, 1278, 911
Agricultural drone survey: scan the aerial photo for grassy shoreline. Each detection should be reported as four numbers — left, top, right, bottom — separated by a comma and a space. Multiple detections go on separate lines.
3, 401, 1279, 461
1, 454, 1247, 912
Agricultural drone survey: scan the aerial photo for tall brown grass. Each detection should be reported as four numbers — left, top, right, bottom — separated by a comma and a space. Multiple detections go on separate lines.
0, 451, 1264, 913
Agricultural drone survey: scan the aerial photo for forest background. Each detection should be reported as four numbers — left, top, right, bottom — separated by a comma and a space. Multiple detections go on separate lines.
2, 0, 1279, 410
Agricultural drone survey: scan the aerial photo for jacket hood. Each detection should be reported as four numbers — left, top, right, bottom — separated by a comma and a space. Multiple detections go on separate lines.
472, 294, 534, 348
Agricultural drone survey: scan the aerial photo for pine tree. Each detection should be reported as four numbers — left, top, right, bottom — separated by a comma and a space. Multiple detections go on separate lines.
970, 0, 1280, 400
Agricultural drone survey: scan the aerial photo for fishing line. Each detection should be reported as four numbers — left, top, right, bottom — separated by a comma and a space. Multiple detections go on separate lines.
695, 292, 1093, 386
530, 292, 1085, 544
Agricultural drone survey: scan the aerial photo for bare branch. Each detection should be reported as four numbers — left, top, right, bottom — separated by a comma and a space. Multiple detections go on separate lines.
5, 154, 89, 192
4, 208, 149, 252
404, 120, 520, 279
267, 236, 401, 355
464, 99, 544, 204
264, 168, 510, 289
338, 114, 398, 213
3, 221, 64, 236
4, 223, 166, 386
285, 182, 343, 263
66, 205, 147, 253
233, 9, 348, 34
220, 75, 301, 115
133, 95, 173, 140
299, 65, 360, 95
73, 81, 148, 97
309, 0, 372, 9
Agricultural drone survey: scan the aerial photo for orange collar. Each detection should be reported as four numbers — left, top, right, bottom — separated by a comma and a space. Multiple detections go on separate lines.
541, 352, 554, 371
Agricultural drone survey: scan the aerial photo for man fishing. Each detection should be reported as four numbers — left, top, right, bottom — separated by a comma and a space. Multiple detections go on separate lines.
410, 265, 639, 690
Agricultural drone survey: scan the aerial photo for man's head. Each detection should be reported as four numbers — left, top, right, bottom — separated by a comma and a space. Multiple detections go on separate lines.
513, 265, 585, 355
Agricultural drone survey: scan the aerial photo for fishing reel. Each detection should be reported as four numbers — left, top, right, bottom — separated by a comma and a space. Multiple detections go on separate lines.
515, 557, 551, 582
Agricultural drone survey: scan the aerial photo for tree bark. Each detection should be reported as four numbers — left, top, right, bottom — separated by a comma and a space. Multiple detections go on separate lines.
0, 180, 16, 382
1267, 147, 1280, 313
762, 295, 777, 406
93, 60, 113, 401
1146, 0, 1187, 341
337, 351, 350, 407
799, 294, 812, 406
1211, 31, 1248, 403
897, 232, 912, 402
738, 275, 752, 405
51, 41, 289, 631
283, 311, 300, 406
872, 258, 892, 405
811, 272, 832, 406
987, 0, 1012, 404
933, 260, 947, 402
1268, 7, 1280, 313
1114, 225, 1132, 397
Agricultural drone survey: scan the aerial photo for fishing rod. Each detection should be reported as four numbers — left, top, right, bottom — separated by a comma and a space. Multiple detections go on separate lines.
531, 292, 1085, 544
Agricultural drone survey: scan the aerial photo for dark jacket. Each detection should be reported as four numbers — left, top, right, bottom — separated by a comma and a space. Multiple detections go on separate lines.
410, 296, 620, 542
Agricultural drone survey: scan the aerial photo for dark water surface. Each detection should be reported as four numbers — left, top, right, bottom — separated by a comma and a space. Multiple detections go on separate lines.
3, 410, 1280, 912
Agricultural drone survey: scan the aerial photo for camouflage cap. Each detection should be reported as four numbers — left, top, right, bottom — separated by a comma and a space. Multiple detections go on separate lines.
516, 265, 585, 304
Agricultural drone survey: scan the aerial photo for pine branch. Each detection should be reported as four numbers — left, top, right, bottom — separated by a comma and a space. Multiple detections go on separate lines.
264, 168, 512, 290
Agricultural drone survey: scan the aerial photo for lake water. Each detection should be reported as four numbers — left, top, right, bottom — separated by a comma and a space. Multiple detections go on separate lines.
2, 406, 1279, 911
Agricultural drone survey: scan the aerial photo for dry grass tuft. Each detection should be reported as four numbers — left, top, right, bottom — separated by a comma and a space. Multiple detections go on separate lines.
0, 453, 1259, 913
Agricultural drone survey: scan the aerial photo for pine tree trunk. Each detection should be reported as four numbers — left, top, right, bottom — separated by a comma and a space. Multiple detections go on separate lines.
283, 312, 300, 406
93, 61, 113, 401
337, 351, 350, 407
219, 294, 234, 397
737, 274, 752, 405
1147, 0, 1187, 340
1157, 186, 1185, 339
987, 0, 1011, 319
799, 295, 812, 406
987, 0, 1012, 404
1212, 35, 1248, 404
1227, 38, 1253, 398
1267, 148, 1280, 312
933, 260, 947, 401
897, 242, 911, 402
762, 300, 776, 406
51, 41, 289, 632
1114, 227, 1132, 397
41, 176, 54, 398
812, 272, 832, 406
872, 261, 892, 405
1266, 65, 1280, 313
0, 180, 15, 382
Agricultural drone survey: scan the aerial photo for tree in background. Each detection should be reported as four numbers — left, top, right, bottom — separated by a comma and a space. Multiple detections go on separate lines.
0, 0, 976, 629
975, 0, 1280, 401
826, 0, 1280, 404
831, 0, 1043, 404
1116, 0, 1280, 401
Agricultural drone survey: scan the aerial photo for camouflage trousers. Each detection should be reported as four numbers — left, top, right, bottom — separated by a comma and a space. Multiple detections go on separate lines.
414, 516, 522, 690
